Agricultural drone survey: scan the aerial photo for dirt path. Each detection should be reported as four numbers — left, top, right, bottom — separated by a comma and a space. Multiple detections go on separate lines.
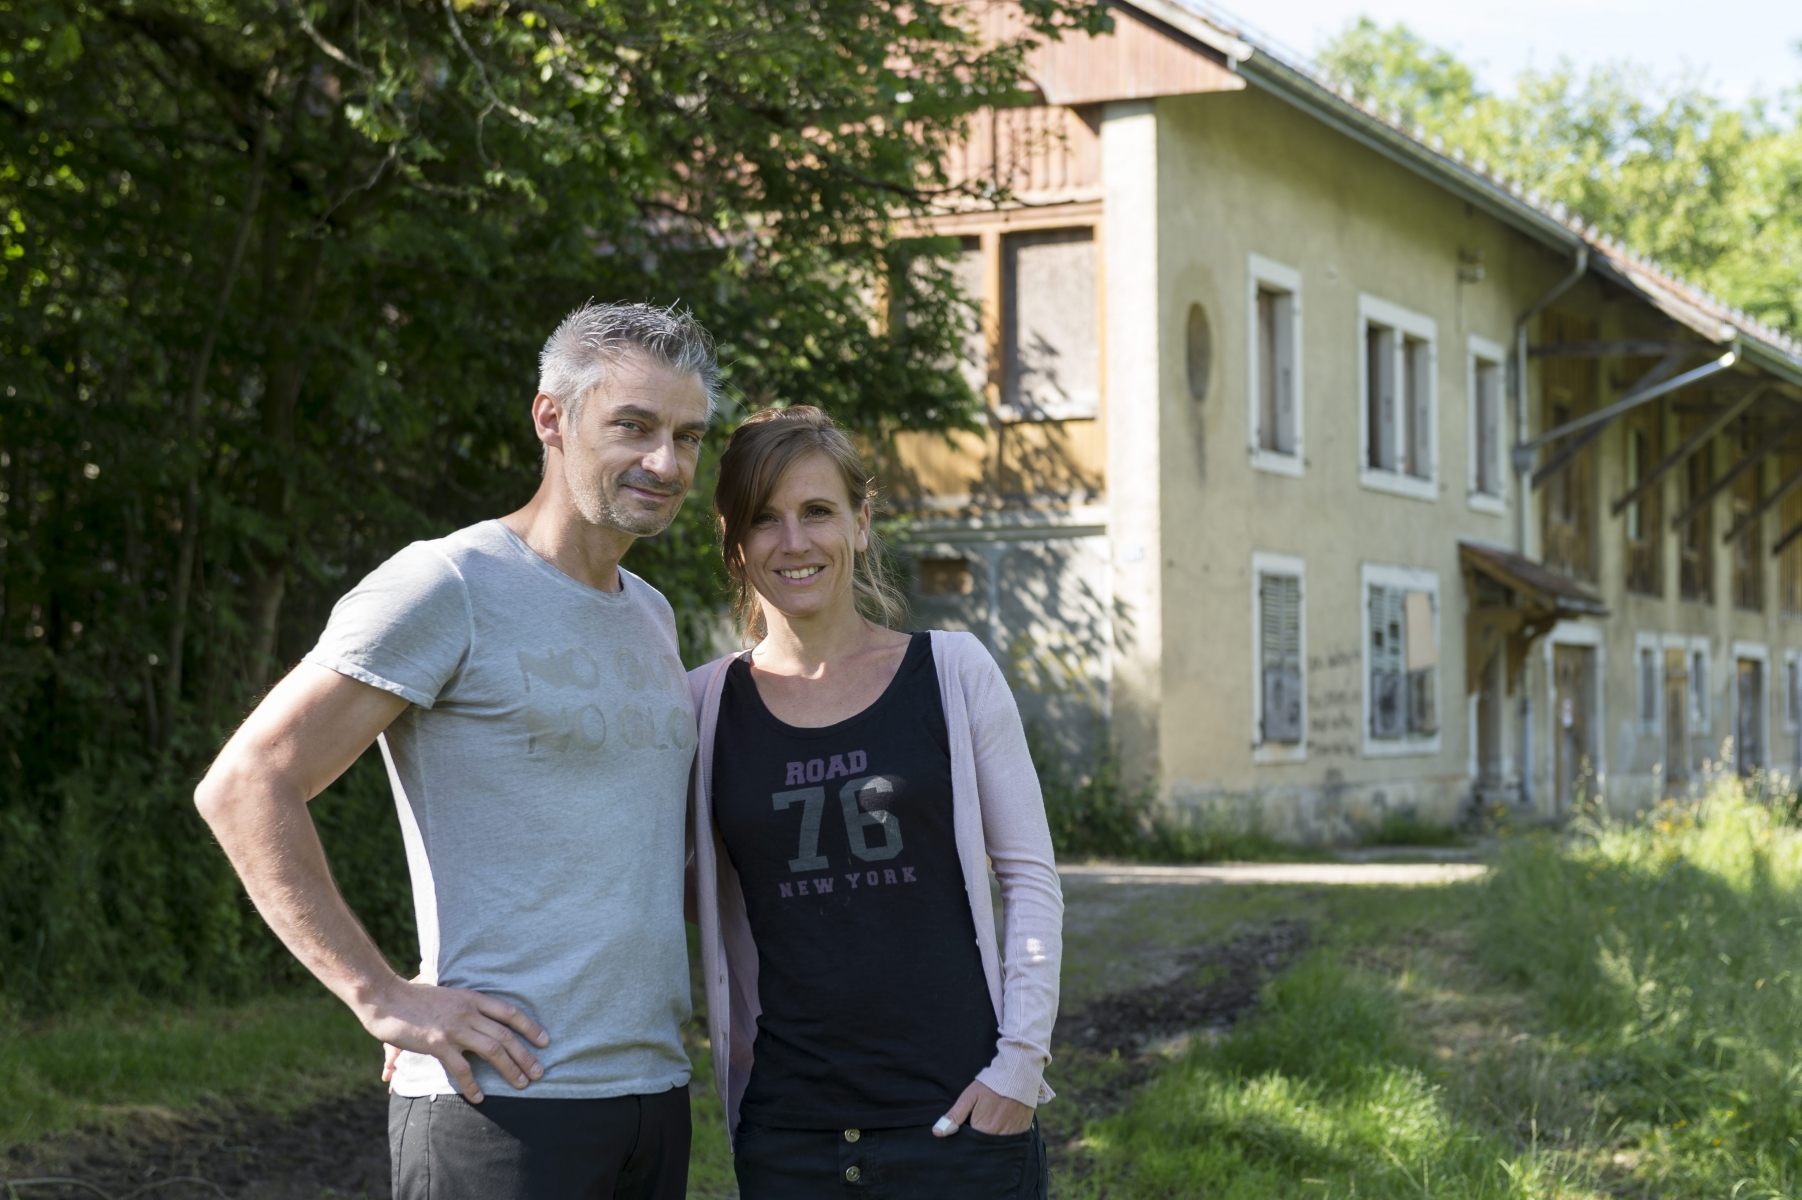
1059, 861, 1489, 886
3, 1092, 390, 1200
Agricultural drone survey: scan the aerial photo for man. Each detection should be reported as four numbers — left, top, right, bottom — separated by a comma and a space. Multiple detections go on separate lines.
195, 301, 717, 1199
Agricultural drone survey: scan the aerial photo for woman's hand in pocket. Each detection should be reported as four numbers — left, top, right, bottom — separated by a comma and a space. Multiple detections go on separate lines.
935, 1080, 1034, 1136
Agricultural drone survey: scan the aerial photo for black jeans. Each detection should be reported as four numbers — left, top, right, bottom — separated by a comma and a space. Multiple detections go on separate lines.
389, 1087, 690, 1200
734, 1119, 1048, 1200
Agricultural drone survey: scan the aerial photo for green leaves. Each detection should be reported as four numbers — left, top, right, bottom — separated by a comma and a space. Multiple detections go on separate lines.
0, 0, 1103, 1004
1317, 19, 1802, 340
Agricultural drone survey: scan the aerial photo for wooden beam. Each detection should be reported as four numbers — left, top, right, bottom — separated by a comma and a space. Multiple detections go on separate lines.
1773, 518, 1802, 558
1721, 462, 1802, 544
1609, 384, 1768, 517
1529, 348, 1691, 489
1529, 339, 1699, 359
1666, 412, 1802, 530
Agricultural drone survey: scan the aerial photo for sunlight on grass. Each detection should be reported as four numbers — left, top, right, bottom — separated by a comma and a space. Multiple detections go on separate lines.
0, 992, 378, 1148
1069, 954, 1593, 1199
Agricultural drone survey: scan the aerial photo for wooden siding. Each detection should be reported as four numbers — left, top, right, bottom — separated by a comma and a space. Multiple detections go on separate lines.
942, 105, 1101, 198
975, 0, 1244, 106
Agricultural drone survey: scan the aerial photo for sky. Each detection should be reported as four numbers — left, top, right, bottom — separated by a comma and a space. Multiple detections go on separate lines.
1206, 0, 1802, 106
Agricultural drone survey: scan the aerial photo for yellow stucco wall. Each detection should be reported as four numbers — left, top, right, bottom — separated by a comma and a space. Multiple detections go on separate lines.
1149, 85, 1578, 833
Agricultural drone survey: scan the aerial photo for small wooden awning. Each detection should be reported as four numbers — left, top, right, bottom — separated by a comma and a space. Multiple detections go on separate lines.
1459, 542, 1607, 693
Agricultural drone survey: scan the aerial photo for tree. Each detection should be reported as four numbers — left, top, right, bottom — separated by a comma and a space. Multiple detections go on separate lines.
0, 0, 1108, 1003
1317, 19, 1802, 339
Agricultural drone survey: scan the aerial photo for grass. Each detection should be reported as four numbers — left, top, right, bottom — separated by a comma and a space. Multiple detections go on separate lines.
13, 774, 1802, 1200
1358, 810, 1468, 847
1059, 774, 1802, 1198
0, 990, 378, 1149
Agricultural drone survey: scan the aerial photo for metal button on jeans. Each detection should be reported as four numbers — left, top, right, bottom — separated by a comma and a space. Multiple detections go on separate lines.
844, 1129, 861, 1142
845, 1165, 862, 1182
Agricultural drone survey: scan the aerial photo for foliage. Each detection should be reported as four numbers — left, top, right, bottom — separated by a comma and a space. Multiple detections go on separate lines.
0, 0, 1109, 1006
1032, 730, 1319, 863
1477, 776, 1802, 1195
1317, 19, 1802, 339
1359, 810, 1466, 847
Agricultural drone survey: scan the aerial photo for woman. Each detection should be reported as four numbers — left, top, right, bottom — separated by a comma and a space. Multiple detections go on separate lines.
688, 406, 1064, 1198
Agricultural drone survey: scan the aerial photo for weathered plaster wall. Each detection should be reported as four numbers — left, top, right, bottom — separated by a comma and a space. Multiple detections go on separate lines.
1150, 84, 1582, 836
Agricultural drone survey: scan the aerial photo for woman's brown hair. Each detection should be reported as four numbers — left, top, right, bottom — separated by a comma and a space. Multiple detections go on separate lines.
715, 406, 907, 643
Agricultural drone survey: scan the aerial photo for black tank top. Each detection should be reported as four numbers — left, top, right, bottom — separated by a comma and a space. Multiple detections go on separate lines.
711, 633, 999, 1129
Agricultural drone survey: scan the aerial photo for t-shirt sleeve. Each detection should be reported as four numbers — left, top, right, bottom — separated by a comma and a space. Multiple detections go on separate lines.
302, 542, 473, 709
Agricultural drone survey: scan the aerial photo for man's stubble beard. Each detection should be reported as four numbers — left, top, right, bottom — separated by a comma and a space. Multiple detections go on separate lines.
566, 454, 685, 538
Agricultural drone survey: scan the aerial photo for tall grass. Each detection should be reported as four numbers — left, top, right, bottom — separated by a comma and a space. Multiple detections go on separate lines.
1076, 954, 1549, 1198
1478, 775, 1802, 1195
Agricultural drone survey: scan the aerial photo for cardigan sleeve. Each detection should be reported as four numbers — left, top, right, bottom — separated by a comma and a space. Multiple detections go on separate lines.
959, 638, 1065, 1108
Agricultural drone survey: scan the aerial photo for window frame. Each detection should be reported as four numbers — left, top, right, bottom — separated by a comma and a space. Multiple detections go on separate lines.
1360, 561, 1442, 758
1784, 648, 1802, 737
1732, 640, 1771, 772
1358, 294, 1439, 501
1246, 254, 1304, 477
1250, 551, 1308, 764
1467, 334, 1507, 515
1686, 637, 1712, 734
1633, 630, 1663, 736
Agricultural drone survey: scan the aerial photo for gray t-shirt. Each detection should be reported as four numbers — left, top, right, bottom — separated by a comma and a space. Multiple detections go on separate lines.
304, 519, 696, 1099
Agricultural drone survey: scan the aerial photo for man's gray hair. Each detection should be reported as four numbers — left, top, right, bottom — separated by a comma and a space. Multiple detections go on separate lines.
538, 301, 721, 420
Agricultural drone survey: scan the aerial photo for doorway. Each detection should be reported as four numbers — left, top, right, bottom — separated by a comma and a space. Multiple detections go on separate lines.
1553, 644, 1597, 812
1663, 647, 1689, 791
1737, 656, 1766, 775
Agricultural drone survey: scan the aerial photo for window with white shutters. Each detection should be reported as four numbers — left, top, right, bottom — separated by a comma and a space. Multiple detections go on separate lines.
1359, 296, 1438, 500
1248, 255, 1303, 475
1259, 573, 1303, 743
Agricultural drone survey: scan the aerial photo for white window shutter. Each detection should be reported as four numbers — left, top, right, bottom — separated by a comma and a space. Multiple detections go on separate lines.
1260, 574, 1303, 743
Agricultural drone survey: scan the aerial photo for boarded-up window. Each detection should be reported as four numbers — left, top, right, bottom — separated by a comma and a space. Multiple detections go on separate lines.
1782, 463, 1802, 617
1258, 572, 1303, 743
953, 236, 988, 399
1256, 287, 1296, 454
1624, 411, 1662, 596
1000, 227, 1098, 420
1370, 584, 1437, 739
1366, 325, 1397, 472
1691, 649, 1710, 730
1680, 422, 1714, 602
1541, 309, 1598, 582
1403, 336, 1431, 479
1473, 356, 1503, 497
1732, 450, 1764, 612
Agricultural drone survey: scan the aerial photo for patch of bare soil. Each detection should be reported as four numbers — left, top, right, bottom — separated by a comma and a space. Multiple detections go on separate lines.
1039, 920, 1313, 1177
1055, 918, 1312, 1056
2, 1090, 390, 1200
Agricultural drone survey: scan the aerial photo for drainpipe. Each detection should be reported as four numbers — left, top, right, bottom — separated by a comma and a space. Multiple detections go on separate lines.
1509, 243, 1589, 810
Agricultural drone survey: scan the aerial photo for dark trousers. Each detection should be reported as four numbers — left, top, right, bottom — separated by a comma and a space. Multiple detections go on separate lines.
734, 1119, 1048, 1200
389, 1087, 690, 1200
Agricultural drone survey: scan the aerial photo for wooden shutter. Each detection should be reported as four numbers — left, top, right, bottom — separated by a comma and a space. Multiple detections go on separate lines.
1367, 326, 1397, 471
1369, 584, 1406, 738
1273, 293, 1295, 455
1260, 573, 1303, 743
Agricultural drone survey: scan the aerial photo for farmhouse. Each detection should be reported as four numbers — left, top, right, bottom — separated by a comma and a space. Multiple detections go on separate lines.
885, 0, 1802, 839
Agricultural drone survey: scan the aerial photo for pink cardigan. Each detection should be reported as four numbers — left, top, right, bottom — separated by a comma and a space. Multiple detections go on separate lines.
687, 629, 1064, 1146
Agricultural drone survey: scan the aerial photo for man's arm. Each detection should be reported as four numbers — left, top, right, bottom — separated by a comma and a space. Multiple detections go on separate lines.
195, 663, 549, 1102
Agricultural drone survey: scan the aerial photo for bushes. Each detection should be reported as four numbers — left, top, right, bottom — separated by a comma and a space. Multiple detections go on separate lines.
0, 750, 413, 1010
1033, 733, 1314, 863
